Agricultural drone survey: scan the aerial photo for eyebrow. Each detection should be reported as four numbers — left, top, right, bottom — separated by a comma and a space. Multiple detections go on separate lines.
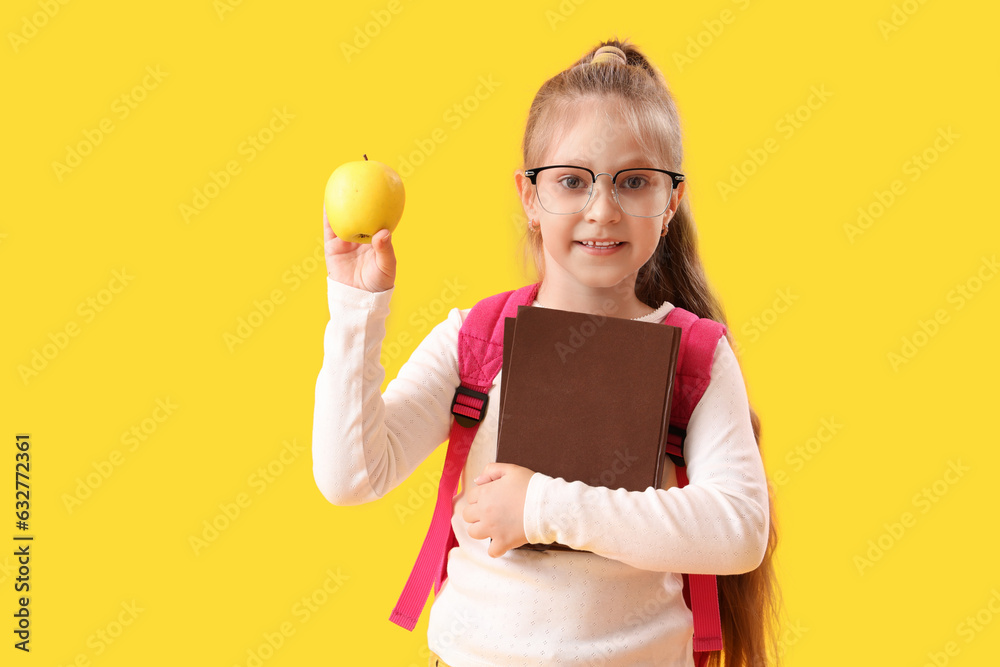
557, 155, 650, 169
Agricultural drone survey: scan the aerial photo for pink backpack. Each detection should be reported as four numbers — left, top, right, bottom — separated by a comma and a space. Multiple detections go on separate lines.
390, 283, 726, 665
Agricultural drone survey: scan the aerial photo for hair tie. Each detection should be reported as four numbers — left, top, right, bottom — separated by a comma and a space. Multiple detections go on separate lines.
591, 45, 627, 66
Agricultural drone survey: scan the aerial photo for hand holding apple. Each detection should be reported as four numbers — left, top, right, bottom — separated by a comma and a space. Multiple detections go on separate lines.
323, 207, 396, 293
323, 155, 404, 293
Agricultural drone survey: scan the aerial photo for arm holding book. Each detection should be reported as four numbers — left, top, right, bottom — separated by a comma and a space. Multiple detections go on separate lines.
519, 336, 769, 575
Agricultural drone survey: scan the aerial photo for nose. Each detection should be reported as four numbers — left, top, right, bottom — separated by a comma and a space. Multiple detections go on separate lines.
584, 172, 621, 221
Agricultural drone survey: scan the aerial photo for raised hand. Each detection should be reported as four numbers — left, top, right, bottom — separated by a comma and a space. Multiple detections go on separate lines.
323, 204, 396, 293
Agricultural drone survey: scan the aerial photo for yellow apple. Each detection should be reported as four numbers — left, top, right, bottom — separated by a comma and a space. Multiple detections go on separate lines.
324, 154, 405, 243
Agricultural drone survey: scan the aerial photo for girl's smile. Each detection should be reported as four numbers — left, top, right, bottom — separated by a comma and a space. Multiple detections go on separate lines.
575, 238, 626, 253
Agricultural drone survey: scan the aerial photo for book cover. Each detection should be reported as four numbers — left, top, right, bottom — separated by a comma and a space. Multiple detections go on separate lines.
496, 305, 681, 552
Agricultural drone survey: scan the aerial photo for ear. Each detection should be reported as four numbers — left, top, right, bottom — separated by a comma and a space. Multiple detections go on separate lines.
663, 180, 686, 224
514, 168, 541, 221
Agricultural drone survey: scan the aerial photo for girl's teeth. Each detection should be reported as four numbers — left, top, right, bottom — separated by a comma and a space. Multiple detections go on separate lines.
581, 241, 620, 247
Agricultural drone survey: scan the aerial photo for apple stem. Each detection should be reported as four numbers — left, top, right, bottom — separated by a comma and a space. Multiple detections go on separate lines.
363, 154, 368, 161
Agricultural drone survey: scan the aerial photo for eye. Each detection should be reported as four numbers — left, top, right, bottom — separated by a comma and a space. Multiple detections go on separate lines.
620, 174, 649, 190
557, 175, 587, 190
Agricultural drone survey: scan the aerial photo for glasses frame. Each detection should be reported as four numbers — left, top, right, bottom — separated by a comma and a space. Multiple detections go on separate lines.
524, 165, 686, 218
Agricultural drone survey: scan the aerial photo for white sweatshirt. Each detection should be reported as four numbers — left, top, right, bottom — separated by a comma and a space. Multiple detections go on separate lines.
312, 277, 769, 667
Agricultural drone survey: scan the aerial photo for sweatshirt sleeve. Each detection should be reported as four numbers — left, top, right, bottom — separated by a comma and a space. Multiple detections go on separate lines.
521, 335, 769, 575
312, 277, 464, 505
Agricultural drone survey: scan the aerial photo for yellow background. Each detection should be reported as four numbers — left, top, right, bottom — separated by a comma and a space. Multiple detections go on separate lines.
3, 0, 998, 664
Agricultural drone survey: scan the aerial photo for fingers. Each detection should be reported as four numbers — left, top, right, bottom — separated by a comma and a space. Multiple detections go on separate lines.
323, 204, 334, 241
462, 505, 476, 525
464, 499, 511, 557
474, 462, 507, 485
372, 228, 394, 257
323, 205, 359, 255
370, 229, 396, 289
462, 482, 481, 522
487, 538, 508, 559
466, 512, 501, 555
467, 521, 485, 539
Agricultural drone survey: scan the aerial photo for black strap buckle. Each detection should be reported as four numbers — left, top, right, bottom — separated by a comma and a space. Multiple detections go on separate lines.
666, 424, 686, 467
451, 385, 489, 428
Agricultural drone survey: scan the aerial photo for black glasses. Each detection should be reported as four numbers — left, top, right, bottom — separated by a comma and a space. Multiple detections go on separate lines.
524, 165, 685, 217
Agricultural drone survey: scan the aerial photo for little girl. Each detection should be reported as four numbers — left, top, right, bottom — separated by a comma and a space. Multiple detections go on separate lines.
313, 38, 778, 667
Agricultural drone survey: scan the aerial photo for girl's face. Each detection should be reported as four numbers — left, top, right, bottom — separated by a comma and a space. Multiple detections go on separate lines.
516, 100, 684, 304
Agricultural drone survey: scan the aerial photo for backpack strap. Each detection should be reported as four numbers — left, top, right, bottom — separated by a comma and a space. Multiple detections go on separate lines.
663, 307, 727, 657
390, 283, 540, 631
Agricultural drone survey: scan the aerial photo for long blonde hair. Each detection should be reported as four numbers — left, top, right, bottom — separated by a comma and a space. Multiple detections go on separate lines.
518, 37, 780, 667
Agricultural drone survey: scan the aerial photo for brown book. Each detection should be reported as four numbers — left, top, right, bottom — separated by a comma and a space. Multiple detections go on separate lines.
495, 305, 682, 552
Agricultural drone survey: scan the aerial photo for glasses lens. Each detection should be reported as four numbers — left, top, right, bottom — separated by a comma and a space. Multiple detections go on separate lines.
615, 169, 671, 217
534, 167, 593, 215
